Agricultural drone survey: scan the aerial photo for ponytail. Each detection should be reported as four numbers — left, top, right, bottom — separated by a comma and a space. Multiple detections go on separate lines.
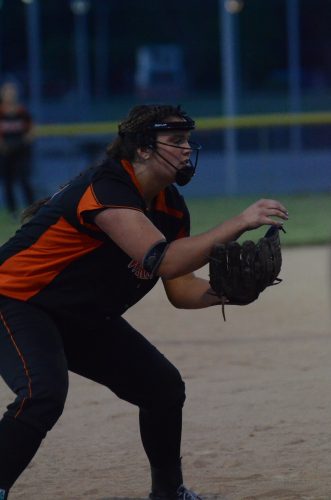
20, 197, 51, 223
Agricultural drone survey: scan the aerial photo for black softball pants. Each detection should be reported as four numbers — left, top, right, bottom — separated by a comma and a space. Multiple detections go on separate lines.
0, 296, 186, 492
0, 146, 34, 214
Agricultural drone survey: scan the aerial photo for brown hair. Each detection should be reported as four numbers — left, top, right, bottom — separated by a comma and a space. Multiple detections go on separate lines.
20, 197, 51, 223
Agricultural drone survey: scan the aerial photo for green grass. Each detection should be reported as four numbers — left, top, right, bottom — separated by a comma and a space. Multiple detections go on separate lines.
0, 211, 21, 244
187, 193, 331, 246
0, 193, 330, 246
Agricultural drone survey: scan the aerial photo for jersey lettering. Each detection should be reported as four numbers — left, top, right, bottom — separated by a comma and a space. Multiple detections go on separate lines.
128, 260, 152, 280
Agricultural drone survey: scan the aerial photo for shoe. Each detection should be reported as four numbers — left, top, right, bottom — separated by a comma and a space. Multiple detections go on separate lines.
176, 485, 203, 500
149, 484, 203, 500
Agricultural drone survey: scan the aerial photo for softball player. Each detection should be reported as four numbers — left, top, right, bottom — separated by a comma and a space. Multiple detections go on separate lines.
0, 104, 288, 499
0, 81, 35, 216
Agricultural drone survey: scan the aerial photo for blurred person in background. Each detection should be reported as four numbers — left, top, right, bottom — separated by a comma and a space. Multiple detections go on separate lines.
0, 81, 35, 217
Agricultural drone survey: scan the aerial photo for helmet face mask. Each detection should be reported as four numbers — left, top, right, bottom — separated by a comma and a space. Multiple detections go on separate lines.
148, 120, 201, 187
116, 106, 201, 185
152, 139, 201, 187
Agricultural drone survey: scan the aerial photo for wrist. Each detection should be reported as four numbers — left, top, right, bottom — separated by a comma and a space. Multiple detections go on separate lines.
230, 214, 249, 237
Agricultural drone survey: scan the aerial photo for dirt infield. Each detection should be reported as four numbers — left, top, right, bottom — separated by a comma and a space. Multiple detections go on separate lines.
1, 246, 330, 500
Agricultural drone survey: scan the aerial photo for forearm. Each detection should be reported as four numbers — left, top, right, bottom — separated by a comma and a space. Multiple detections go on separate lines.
163, 275, 222, 309
94, 199, 288, 281
158, 215, 246, 279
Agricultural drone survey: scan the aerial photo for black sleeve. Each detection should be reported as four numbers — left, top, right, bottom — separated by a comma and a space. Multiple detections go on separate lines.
92, 174, 144, 210
78, 169, 146, 224
180, 199, 191, 238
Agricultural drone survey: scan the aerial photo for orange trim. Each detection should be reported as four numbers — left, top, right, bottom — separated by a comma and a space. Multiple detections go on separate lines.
77, 184, 104, 225
154, 190, 184, 219
0, 217, 103, 301
77, 185, 145, 227
77, 185, 144, 225
120, 161, 183, 219
0, 310, 32, 417
121, 159, 144, 196
176, 226, 188, 239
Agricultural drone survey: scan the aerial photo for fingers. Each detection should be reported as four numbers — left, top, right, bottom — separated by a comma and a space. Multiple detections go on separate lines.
260, 204, 289, 228
263, 217, 285, 228
258, 198, 288, 213
257, 199, 288, 219
241, 198, 289, 230
267, 208, 289, 221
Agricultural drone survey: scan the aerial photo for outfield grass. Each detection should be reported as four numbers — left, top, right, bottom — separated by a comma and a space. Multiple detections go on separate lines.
0, 211, 20, 244
187, 193, 331, 246
0, 193, 330, 246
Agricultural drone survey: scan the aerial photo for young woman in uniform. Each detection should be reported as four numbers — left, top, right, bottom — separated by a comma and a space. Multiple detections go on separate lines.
0, 104, 288, 499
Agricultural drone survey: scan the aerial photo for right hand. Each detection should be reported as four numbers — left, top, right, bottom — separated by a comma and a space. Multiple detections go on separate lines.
239, 198, 288, 230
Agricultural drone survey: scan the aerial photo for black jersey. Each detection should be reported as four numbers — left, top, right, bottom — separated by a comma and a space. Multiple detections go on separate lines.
0, 158, 190, 320
0, 105, 32, 152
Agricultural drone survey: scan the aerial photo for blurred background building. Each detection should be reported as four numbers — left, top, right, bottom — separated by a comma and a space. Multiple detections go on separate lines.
0, 0, 330, 201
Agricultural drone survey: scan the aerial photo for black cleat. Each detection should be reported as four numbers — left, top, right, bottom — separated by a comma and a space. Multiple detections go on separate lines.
149, 484, 203, 500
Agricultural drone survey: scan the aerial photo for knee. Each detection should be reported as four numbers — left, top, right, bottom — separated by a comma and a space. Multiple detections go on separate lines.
166, 366, 186, 408
36, 379, 69, 430
9, 373, 69, 434
37, 369, 69, 429
150, 365, 186, 410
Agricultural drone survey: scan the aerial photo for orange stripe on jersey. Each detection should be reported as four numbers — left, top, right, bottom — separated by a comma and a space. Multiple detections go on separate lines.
121, 159, 144, 196
154, 190, 184, 219
0, 310, 32, 417
77, 184, 104, 226
0, 217, 103, 301
77, 184, 144, 227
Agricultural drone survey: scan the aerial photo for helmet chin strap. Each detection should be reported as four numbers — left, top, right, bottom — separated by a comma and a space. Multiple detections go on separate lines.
150, 144, 200, 186
153, 149, 195, 186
